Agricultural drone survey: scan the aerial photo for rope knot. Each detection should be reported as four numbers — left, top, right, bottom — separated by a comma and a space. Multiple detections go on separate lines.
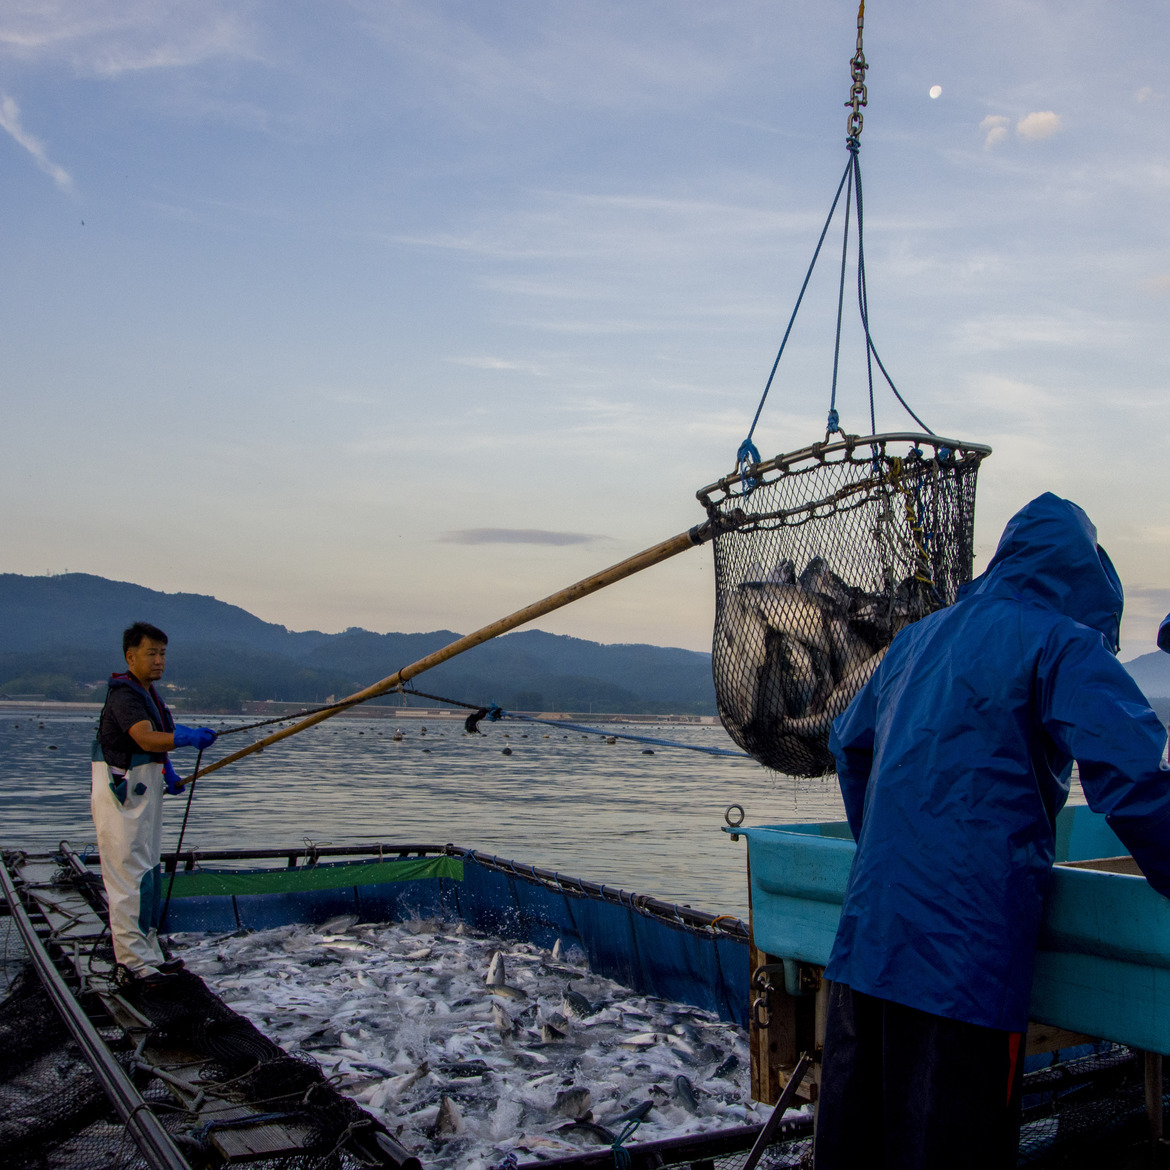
611, 1117, 641, 1170
736, 439, 762, 493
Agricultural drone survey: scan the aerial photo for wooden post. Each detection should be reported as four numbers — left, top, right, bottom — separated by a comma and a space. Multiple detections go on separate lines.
1146, 1051, 1164, 1143
747, 853, 819, 1105
187, 521, 712, 783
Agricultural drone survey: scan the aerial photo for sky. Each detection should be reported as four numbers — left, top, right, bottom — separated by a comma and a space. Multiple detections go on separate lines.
1, 1, 1167, 660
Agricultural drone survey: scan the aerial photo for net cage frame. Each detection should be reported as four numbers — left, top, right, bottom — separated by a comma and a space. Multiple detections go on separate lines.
697, 432, 991, 777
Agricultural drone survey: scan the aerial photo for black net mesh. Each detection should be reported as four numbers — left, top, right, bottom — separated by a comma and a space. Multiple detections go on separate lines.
119, 967, 384, 1164
0, 956, 169, 1170
519, 1046, 1159, 1169
0, 880, 385, 1170
700, 434, 988, 776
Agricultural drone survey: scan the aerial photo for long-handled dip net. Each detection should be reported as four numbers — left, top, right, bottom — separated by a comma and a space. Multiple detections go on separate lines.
696, 4, 991, 777
184, 5, 991, 801
699, 434, 988, 776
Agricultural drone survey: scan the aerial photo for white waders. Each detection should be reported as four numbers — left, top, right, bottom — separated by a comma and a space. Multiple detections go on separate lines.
90, 742, 166, 975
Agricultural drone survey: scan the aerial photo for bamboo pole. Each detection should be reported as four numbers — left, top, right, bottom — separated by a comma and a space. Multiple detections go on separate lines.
188, 520, 714, 782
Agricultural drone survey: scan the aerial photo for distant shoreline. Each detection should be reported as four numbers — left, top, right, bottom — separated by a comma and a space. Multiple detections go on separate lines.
0, 698, 720, 724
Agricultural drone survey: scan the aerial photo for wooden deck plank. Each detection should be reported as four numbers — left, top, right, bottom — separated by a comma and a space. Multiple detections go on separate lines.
1058, 855, 1142, 875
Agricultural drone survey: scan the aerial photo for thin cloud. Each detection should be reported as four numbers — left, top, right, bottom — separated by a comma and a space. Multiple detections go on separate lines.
0, 94, 72, 192
1017, 111, 1061, 141
980, 114, 1010, 150
955, 312, 1134, 353
450, 356, 545, 374
439, 528, 609, 546
0, 3, 256, 77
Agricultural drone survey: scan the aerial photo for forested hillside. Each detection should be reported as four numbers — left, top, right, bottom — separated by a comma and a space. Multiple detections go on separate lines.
0, 574, 716, 714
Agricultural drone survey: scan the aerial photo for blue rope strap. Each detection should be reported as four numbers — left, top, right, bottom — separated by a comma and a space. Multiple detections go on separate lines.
736, 439, 762, 492
611, 1118, 642, 1169
738, 154, 854, 462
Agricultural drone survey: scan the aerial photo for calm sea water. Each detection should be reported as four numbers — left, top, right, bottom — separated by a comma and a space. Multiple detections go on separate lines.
0, 707, 858, 919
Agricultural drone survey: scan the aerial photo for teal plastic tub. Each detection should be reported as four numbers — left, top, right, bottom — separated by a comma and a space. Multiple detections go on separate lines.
740, 804, 1170, 1053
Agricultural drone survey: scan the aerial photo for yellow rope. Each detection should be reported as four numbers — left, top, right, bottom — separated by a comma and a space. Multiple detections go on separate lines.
886, 456, 934, 586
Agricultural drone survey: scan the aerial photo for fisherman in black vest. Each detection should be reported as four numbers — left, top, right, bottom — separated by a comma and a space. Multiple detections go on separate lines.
93, 621, 217, 978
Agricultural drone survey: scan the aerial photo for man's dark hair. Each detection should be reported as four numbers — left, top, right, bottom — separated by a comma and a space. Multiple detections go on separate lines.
123, 622, 168, 654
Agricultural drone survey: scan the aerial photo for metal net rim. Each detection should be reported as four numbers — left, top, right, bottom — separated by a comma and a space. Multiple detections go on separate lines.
697, 431, 992, 513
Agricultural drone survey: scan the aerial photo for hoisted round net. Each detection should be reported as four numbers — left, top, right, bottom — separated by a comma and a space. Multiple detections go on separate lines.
698, 433, 990, 776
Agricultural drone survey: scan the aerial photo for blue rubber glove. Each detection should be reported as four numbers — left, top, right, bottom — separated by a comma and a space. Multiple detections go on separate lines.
172, 725, 217, 750
163, 758, 185, 795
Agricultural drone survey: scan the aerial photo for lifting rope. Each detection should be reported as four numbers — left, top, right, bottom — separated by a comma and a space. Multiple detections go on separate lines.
737, 0, 931, 490
399, 685, 751, 758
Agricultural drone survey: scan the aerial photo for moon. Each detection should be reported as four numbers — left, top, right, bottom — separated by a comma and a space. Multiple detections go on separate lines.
929, 85, 942, 100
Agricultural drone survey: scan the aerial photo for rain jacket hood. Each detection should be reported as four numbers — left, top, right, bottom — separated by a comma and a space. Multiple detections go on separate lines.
961, 492, 1123, 652
826, 493, 1170, 1032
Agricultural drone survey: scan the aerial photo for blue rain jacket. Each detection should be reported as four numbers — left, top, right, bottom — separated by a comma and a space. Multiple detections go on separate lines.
826, 493, 1170, 1032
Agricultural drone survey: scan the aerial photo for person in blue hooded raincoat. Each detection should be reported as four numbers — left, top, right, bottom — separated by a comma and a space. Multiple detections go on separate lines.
93, 622, 217, 979
813, 493, 1170, 1170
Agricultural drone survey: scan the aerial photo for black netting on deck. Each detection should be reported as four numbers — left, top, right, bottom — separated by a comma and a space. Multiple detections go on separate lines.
0, 959, 166, 1170
1017, 1046, 1154, 1169
0, 904, 385, 1170
529, 1045, 1159, 1170
120, 967, 386, 1164
700, 435, 986, 776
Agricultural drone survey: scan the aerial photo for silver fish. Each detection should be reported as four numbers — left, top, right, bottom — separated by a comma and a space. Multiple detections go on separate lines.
490, 984, 529, 1002
775, 645, 888, 736
609, 1099, 654, 1124
765, 559, 796, 585
485, 951, 506, 986
319, 914, 358, 934
620, 1031, 670, 1048
553, 1086, 592, 1119
713, 588, 782, 727
556, 1120, 615, 1145
674, 1073, 699, 1114
492, 1002, 516, 1037
433, 1094, 463, 1136
562, 989, 593, 1018
745, 581, 872, 686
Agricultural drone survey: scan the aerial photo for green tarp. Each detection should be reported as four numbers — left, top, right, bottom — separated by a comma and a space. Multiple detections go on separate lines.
168, 855, 463, 898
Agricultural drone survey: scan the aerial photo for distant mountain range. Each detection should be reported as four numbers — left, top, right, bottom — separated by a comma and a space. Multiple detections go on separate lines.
1117, 651, 1170, 705
0, 573, 718, 715
2, 573, 1168, 717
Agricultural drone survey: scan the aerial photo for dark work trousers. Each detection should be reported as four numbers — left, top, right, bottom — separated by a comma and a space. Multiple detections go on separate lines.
814, 981, 1026, 1170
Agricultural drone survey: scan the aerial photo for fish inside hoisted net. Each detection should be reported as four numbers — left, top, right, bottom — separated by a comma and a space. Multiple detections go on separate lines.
715, 555, 933, 761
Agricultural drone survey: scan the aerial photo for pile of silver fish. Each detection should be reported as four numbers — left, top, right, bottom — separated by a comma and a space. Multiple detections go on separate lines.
173, 916, 787, 1169
714, 555, 931, 772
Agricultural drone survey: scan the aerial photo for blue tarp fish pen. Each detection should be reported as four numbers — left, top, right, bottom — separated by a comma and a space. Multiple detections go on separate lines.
160, 844, 751, 1029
